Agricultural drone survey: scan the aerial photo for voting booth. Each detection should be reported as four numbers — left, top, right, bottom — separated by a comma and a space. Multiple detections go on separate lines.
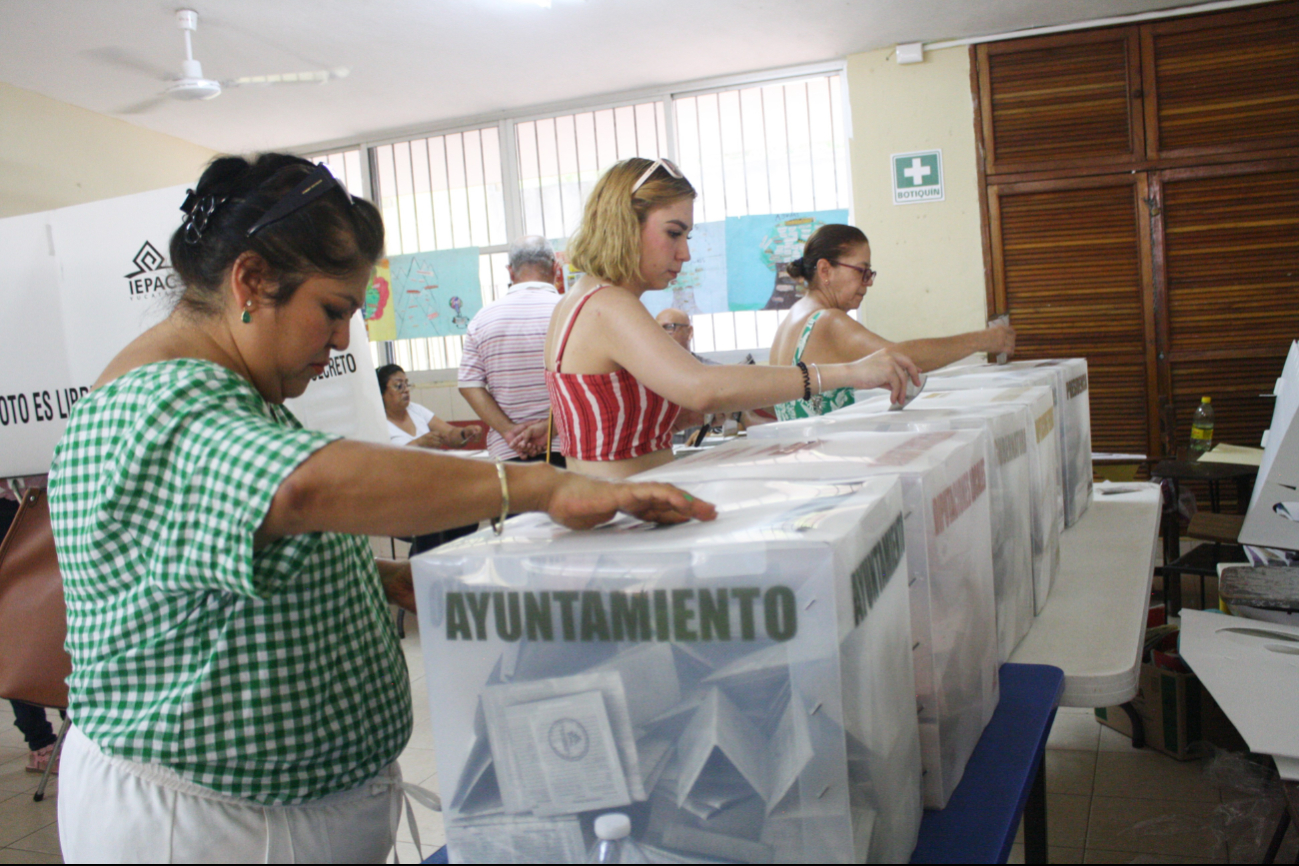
750, 396, 1036, 661
644, 431, 999, 810
412, 476, 923, 864
0, 183, 387, 479
926, 359, 1093, 528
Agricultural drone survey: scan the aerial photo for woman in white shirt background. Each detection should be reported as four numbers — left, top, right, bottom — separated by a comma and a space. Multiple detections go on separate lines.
377, 363, 479, 554
378, 363, 473, 449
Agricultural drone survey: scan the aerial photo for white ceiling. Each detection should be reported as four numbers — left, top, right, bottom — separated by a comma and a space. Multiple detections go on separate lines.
1, 0, 1216, 154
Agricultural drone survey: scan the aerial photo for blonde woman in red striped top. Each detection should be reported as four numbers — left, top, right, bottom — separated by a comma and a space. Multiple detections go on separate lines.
545, 157, 921, 479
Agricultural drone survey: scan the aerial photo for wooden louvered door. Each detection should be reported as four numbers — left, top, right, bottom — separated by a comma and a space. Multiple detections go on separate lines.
988, 175, 1157, 454
977, 28, 1144, 176
1153, 159, 1299, 459
977, 2, 1299, 461
1142, 3, 1299, 162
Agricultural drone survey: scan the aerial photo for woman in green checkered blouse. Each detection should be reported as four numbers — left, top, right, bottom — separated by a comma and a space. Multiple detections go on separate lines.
47, 154, 716, 863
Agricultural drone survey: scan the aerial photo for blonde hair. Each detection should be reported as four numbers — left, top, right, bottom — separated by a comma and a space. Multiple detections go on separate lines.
568, 158, 696, 287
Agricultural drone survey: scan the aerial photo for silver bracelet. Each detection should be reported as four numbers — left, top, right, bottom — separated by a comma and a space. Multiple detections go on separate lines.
491, 462, 509, 536
811, 363, 823, 395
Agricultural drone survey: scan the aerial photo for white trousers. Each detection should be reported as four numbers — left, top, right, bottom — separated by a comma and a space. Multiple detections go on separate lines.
58, 725, 439, 864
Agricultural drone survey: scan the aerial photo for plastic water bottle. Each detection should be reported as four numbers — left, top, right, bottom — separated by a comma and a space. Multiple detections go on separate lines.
1189, 396, 1214, 459
588, 813, 632, 864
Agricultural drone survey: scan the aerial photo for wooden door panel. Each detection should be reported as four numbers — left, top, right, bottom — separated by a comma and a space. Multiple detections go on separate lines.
1162, 165, 1299, 354
1160, 161, 1299, 454
978, 28, 1143, 176
1144, 2, 1299, 160
991, 179, 1153, 454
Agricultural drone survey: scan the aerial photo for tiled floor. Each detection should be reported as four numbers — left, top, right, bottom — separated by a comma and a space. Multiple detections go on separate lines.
4, 613, 1295, 865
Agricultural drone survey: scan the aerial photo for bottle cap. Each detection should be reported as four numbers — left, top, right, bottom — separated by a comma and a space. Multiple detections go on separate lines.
1202, 396, 1211, 403
594, 813, 631, 841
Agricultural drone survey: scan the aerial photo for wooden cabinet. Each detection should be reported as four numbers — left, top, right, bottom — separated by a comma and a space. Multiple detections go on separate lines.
975, 2, 1299, 458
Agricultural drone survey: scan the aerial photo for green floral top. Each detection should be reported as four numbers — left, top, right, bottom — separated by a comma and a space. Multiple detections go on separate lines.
49, 359, 410, 805
774, 310, 857, 421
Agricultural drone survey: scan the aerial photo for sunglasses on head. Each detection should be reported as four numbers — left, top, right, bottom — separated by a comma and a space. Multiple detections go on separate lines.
245, 163, 354, 238
631, 158, 684, 194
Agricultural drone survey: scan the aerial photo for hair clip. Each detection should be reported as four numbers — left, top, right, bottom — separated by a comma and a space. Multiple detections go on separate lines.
181, 193, 227, 245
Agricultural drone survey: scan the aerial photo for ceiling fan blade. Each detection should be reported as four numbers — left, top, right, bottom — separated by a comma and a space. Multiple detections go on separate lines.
83, 47, 175, 83
115, 94, 171, 115
224, 68, 348, 88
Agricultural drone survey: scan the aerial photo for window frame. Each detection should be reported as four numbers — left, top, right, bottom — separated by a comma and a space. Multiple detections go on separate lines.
299, 60, 851, 371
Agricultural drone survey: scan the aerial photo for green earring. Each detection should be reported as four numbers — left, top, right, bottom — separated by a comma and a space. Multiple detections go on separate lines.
241, 303, 252, 324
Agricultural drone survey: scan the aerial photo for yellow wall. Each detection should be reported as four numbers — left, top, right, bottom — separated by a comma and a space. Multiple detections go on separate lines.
846, 45, 989, 343
0, 82, 217, 219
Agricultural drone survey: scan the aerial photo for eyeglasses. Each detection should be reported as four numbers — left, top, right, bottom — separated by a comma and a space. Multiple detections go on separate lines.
246, 163, 354, 238
831, 260, 877, 283
631, 157, 684, 194
661, 322, 691, 333
388, 379, 410, 392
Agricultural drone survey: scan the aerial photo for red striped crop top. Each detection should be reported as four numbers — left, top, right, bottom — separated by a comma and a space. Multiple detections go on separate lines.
545, 285, 682, 461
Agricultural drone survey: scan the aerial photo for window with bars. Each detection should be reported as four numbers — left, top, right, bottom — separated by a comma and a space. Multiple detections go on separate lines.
313, 149, 366, 198
312, 68, 850, 372
370, 128, 511, 371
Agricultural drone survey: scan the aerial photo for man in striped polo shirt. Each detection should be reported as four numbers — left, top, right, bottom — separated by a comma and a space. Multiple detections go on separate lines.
458, 236, 565, 465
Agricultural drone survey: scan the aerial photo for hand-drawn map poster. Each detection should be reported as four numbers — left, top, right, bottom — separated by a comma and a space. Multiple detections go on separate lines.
384, 247, 483, 340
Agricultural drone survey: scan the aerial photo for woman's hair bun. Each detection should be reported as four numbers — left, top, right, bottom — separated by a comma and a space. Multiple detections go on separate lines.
785, 257, 808, 281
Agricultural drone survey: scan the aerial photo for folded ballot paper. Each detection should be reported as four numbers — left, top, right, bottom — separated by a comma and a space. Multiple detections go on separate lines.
926, 359, 1093, 528
749, 397, 1035, 662
851, 386, 1063, 615
642, 431, 999, 809
412, 475, 923, 864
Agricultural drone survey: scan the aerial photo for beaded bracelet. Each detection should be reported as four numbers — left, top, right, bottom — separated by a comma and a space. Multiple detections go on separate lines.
795, 361, 812, 401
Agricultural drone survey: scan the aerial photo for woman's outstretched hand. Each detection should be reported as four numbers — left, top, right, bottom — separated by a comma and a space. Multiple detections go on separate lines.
846, 348, 922, 405
544, 473, 717, 531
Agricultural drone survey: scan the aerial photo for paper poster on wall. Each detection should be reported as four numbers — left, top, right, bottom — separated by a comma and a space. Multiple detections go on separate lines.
641, 220, 728, 318
725, 210, 848, 311
364, 258, 397, 342
551, 237, 582, 294
389, 248, 482, 340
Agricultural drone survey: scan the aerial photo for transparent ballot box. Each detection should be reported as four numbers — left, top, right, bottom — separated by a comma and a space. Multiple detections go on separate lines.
412, 476, 923, 864
749, 398, 1035, 662
851, 385, 1063, 615
926, 359, 1093, 527
642, 431, 999, 809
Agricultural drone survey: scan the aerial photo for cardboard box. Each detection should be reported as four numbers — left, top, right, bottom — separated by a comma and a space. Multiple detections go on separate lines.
926, 359, 1093, 528
1095, 662, 1246, 760
413, 476, 923, 864
750, 397, 1036, 663
643, 431, 999, 810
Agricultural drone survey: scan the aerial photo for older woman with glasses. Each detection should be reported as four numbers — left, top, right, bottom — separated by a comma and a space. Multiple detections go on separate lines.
377, 363, 473, 449
47, 152, 714, 863
545, 157, 921, 479
768, 223, 1016, 420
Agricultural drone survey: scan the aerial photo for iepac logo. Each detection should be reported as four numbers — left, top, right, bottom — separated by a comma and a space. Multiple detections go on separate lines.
124, 241, 180, 298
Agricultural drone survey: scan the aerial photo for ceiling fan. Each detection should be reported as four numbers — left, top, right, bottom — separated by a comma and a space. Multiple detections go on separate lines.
112, 9, 347, 113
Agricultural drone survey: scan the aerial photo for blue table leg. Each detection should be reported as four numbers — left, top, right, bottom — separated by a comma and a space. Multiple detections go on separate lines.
1024, 747, 1048, 864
